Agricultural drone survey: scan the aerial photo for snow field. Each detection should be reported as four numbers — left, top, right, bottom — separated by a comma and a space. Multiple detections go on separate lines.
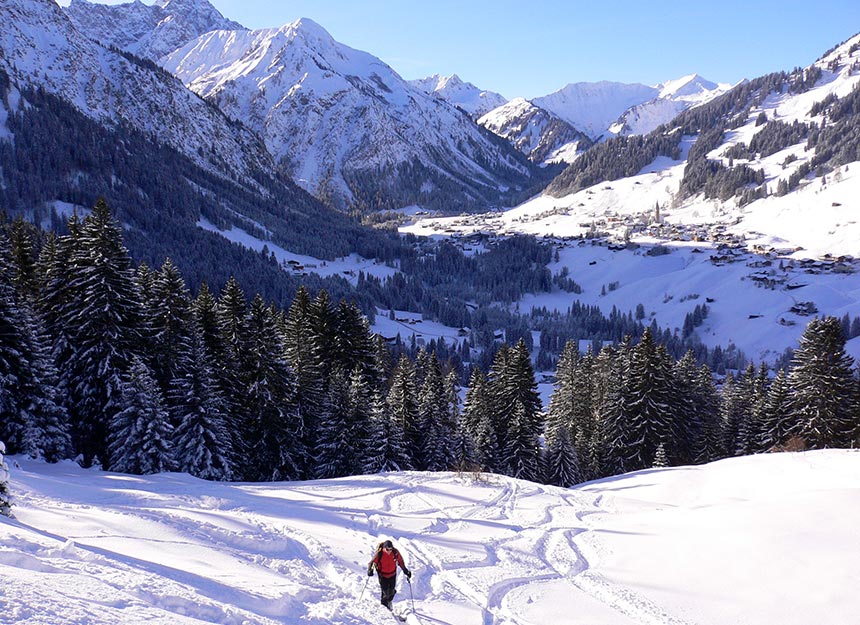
2, 450, 859, 624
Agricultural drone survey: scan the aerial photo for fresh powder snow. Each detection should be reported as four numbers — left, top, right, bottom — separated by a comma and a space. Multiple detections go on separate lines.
2, 450, 858, 624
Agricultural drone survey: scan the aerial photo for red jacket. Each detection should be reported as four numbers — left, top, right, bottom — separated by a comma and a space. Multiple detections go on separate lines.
369, 547, 406, 578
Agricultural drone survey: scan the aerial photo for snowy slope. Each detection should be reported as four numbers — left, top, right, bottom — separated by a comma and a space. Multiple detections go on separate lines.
2, 450, 858, 625
403, 36, 860, 365
478, 97, 591, 165
64, 0, 245, 61
1, 0, 273, 188
161, 20, 532, 210
409, 74, 507, 118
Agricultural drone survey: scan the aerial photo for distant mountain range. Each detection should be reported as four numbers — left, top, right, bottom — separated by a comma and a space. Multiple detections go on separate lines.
160, 18, 534, 212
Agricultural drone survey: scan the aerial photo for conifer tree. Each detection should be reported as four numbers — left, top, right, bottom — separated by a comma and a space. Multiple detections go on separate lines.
315, 369, 352, 479
489, 339, 542, 477
214, 276, 250, 457
545, 425, 582, 487
505, 399, 543, 482
693, 364, 722, 463
462, 368, 500, 472
242, 296, 301, 481
759, 369, 793, 450
652, 442, 669, 468
416, 352, 449, 470
7, 217, 40, 301
333, 300, 378, 387
719, 373, 751, 457
602, 331, 678, 473
52, 200, 145, 467
373, 390, 411, 472
386, 356, 418, 470
548, 342, 595, 476
0, 234, 70, 461
282, 286, 326, 478
170, 323, 234, 481
149, 258, 193, 392
108, 357, 173, 475
788, 317, 858, 448
316, 367, 373, 478
0, 441, 12, 517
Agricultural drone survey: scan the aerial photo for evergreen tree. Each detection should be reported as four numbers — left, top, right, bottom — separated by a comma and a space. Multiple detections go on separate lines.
462, 368, 501, 472
52, 200, 145, 467
374, 389, 411, 472
214, 276, 250, 459
416, 352, 449, 471
719, 373, 751, 457
363, 392, 389, 473
0, 441, 11, 517
759, 369, 793, 450
242, 296, 301, 481
693, 365, 722, 463
332, 300, 378, 386
7, 217, 40, 302
672, 351, 704, 465
548, 342, 596, 477
0, 233, 70, 461
545, 425, 582, 487
591, 342, 630, 478
602, 330, 679, 473
108, 357, 173, 475
282, 285, 326, 478
315, 369, 352, 479
505, 399, 543, 482
490, 339, 543, 477
386, 356, 418, 470
315, 367, 372, 478
170, 323, 234, 481
149, 258, 192, 393
652, 442, 669, 468
788, 317, 858, 448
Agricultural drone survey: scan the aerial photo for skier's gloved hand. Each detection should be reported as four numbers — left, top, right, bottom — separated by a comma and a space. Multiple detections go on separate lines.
405, 569, 412, 579
367, 568, 374, 577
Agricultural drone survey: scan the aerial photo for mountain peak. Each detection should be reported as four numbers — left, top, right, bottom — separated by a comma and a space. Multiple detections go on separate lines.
409, 73, 506, 118
64, 0, 244, 61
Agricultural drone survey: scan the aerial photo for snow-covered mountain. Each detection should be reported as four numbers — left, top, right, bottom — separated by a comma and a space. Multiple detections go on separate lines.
533, 80, 661, 139
608, 74, 732, 136
478, 97, 592, 165
403, 34, 860, 364
409, 73, 507, 118
1, 0, 270, 187
3, 450, 858, 624
64, 0, 245, 62
161, 20, 533, 211
532, 76, 729, 140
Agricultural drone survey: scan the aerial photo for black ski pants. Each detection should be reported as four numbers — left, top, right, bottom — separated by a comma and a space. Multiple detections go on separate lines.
378, 573, 397, 607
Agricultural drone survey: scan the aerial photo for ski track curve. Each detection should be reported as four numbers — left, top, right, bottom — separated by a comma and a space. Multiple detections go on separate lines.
399, 476, 700, 625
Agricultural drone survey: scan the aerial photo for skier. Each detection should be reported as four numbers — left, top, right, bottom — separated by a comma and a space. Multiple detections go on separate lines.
367, 539, 411, 611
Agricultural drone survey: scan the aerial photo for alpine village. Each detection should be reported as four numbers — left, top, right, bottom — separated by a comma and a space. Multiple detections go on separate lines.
1, 2, 860, 624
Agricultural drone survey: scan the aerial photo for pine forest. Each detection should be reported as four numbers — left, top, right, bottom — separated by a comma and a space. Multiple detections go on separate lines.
2, 201, 858, 494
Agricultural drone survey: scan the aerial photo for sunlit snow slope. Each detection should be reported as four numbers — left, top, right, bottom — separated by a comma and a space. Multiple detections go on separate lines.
2, 450, 858, 625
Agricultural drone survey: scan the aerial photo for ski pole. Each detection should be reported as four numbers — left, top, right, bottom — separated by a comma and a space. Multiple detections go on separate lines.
407, 575, 415, 612
359, 574, 370, 601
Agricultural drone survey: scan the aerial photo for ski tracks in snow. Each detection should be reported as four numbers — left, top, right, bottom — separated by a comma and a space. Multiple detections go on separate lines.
396, 478, 699, 625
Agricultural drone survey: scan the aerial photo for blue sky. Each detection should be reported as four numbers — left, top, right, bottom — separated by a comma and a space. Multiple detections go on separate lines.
68, 1, 860, 99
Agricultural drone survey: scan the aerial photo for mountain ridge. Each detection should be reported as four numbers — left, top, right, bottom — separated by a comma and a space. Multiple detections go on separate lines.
161, 18, 536, 212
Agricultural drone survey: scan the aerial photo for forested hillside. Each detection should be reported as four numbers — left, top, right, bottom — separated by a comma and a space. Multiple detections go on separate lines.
2, 206, 858, 489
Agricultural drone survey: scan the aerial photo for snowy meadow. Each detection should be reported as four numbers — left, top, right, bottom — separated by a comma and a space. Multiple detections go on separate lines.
2, 450, 859, 625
